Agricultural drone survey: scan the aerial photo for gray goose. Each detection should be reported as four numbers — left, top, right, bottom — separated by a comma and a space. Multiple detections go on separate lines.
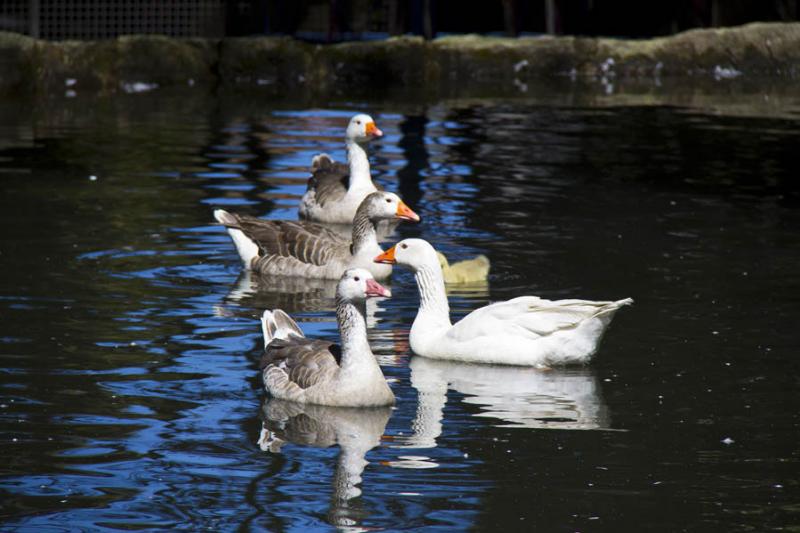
214, 191, 419, 280
299, 113, 384, 224
259, 268, 395, 407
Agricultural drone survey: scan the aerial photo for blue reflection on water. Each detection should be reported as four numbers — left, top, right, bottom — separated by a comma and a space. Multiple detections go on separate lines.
1, 93, 798, 531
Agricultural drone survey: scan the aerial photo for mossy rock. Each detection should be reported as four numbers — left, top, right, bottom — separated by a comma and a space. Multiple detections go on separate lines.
218, 36, 314, 90
1, 22, 799, 95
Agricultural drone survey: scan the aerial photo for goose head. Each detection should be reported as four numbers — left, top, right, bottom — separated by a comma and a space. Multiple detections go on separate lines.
357, 192, 420, 223
337, 268, 392, 301
346, 114, 383, 144
374, 238, 439, 271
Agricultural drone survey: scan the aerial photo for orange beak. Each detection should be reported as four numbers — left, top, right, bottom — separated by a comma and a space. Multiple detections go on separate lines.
365, 121, 383, 138
374, 245, 397, 264
395, 200, 420, 222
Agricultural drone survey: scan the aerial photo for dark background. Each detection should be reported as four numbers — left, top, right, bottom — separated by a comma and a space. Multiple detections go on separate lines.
0, 0, 797, 41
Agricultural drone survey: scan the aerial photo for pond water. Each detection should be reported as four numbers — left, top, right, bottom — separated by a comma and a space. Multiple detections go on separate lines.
1, 83, 798, 531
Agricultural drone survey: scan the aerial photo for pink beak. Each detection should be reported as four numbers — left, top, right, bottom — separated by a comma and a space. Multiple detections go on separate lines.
365, 278, 391, 298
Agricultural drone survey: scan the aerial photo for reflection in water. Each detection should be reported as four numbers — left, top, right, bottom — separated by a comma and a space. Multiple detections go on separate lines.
1, 92, 798, 530
443, 279, 489, 298
400, 357, 611, 448
218, 270, 386, 329
258, 398, 392, 528
217, 269, 338, 317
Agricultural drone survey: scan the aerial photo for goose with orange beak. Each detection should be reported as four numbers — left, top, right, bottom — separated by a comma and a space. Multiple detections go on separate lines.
375, 238, 632, 367
301, 113, 386, 224
215, 192, 419, 280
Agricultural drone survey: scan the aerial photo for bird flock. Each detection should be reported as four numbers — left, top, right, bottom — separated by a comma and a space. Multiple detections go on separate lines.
215, 114, 632, 407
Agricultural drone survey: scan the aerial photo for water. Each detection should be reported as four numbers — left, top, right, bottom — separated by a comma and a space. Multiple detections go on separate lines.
1, 84, 799, 531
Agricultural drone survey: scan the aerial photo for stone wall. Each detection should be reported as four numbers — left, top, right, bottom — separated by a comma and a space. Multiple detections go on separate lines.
1, 22, 798, 95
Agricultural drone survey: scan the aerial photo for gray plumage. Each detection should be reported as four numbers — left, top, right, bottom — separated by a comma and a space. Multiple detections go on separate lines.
215, 191, 415, 279
307, 154, 384, 209
257, 269, 395, 407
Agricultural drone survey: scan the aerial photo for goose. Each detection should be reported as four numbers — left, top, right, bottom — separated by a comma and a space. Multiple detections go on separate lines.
259, 268, 395, 407
214, 191, 419, 280
375, 238, 632, 367
436, 251, 490, 283
300, 114, 384, 224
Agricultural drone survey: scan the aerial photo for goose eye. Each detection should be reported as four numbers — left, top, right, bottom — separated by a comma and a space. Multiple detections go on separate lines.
385, 198, 392, 203
356, 120, 361, 125
354, 276, 360, 282
401, 243, 408, 249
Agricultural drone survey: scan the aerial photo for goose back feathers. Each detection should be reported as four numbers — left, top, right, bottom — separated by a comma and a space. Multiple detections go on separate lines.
215, 191, 419, 279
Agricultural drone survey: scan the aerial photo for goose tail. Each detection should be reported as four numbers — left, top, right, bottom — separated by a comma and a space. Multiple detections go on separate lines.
213, 209, 238, 228
261, 309, 305, 348
311, 153, 335, 172
214, 209, 259, 269
594, 298, 634, 319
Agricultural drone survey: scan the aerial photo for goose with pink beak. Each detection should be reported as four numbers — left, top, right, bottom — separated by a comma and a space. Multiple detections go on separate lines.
259, 268, 395, 407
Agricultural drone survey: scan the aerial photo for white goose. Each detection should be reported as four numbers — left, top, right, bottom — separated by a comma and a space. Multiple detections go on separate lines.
300, 114, 383, 224
214, 191, 419, 280
375, 238, 632, 367
259, 268, 395, 407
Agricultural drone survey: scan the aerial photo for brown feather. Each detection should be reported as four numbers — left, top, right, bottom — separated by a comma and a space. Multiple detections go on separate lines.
218, 213, 348, 268
308, 163, 384, 209
261, 337, 343, 390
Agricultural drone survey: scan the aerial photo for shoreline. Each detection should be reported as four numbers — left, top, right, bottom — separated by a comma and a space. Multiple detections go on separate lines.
0, 22, 798, 95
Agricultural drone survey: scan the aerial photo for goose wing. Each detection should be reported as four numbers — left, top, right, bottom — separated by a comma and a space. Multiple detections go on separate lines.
224, 214, 348, 266
447, 297, 632, 341
261, 337, 342, 390
308, 170, 350, 208
308, 156, 384, 208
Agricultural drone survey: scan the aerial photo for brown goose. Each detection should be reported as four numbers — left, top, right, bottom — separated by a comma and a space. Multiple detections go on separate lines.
299, 114, 384, 224
214, 191, 419, 280
259, 268, 395, 407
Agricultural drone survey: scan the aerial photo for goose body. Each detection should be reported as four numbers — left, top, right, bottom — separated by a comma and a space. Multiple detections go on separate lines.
376, 239, 632, 367
214, 191, 419, 280
436, 251, 490, 283
259, 268, 395, 407
300, 114, 384, 224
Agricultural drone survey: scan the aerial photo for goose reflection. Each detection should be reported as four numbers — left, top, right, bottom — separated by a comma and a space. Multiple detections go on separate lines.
217, 270, 387, 327
399, 357, 611, 448
219, 270, 338, 315
258, 398, 392, 528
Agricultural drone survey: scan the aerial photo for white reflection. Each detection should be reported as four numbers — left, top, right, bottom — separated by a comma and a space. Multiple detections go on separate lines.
399, 357, 612, 448
259, 398, 392, 528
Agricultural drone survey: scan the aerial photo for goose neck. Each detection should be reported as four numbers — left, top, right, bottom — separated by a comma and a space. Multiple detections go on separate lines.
336, 298, 374, 369
345, 139, 371, 190
350, 209, 378, 253
414, 265, 451, 324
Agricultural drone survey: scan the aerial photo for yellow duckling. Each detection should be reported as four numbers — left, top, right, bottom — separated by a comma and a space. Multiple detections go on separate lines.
436, 251, 490, 284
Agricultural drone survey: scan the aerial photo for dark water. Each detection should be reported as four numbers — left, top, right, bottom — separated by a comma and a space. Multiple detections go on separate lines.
1, 84, 799, 531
